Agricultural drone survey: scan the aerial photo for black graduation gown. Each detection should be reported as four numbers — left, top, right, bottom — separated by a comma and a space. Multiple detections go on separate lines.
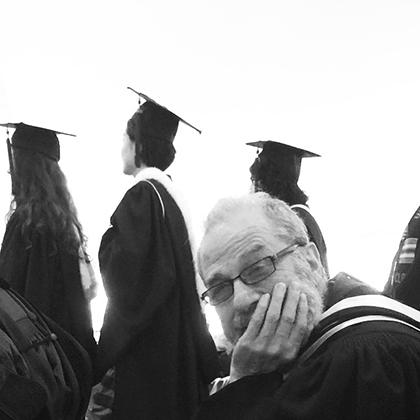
196, 321, 420, 420
291, 204, 329, 276
96, 178, 220, 420
0, 279, 92, 420
196, 276, 420, 420
0, 214, 97, 362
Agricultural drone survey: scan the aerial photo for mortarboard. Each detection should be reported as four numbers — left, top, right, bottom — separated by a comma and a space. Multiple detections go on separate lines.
247, 140, 320, 184
0, 122, 76, 163
246, 140, 320, 159
127, 87, 201, 144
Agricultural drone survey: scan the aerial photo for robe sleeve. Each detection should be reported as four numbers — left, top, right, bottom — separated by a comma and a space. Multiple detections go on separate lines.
0, 218, 96, 363
25, 231, 58, 315
196, 322, 420, 420
96, 181, 177, 375
195, 373, 284, 420
0, 327, 48, 419
0, 216, 58, 317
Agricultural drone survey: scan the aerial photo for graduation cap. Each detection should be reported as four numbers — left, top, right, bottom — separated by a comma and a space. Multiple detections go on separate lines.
246, 140, 320, 159
127, 87, 201, 143
247, 140, 320, 184
0, 122, 76, 163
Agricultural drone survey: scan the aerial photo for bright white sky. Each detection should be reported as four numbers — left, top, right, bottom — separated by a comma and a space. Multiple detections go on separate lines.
1, 0, 420, 332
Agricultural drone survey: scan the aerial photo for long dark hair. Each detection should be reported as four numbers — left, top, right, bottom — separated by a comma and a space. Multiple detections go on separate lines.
9, 148, 84, 254
250, 155, 308, 206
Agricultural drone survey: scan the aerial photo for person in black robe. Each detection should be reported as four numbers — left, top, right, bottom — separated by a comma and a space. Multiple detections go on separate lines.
196, 192, 420, 420
93, 89, 219, 420
0, 123, 97, 363
248, 140, 329, 276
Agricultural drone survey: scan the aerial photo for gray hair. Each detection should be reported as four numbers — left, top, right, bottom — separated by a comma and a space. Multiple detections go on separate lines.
201, 192, 327, 325
203, 192, 309, 246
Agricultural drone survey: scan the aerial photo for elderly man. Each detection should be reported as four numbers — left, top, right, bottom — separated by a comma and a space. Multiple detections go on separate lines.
196, 193, 420, 420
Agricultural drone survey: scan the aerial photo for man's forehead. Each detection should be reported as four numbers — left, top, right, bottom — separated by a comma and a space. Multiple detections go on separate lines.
203, 224, 268, 251
210, 205, 267, 235
200, 214, 279, 265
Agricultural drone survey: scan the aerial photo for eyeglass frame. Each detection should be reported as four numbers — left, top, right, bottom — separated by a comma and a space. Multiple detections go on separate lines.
200, 242, 303, 306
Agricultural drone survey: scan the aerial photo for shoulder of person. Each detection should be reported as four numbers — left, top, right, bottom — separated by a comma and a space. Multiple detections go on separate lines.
120, 178, 157, 203
325, 272, 379, 309
290, 203, 311, 214
290, 204, 317, 222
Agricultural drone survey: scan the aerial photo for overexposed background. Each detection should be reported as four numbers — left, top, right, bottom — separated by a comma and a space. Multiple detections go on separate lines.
1, 0, 420, 334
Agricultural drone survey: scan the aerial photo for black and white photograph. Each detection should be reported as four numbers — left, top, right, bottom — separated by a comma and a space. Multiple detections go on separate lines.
1, 1, 420, 419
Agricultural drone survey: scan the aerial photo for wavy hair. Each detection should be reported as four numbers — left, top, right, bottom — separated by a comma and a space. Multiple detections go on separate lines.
9, 148, 84, 254
250, 156, 308, 206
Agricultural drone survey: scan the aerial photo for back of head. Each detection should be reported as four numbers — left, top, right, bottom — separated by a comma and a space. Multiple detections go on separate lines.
127, 101, 178, 171
11, 123, 60, 161
249, 141, 309, 205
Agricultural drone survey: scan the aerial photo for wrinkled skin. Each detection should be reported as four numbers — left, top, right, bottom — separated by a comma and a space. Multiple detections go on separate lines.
229, 281, 311, 382
199, 205, 323, 382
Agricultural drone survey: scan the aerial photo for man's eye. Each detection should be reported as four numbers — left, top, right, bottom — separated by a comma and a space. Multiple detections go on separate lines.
212, 283, 228, 295
209, 282, 231, 300
243, 259, 270, 278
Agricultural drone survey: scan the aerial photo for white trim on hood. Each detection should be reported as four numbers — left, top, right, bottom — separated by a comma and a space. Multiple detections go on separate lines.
135, 167, 206, 295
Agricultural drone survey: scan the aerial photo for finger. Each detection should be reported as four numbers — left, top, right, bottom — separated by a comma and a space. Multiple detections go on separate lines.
276, 282, 301, 338
289, 293, 311, 346
241, 293, 270, 339
258, 282, 287, 338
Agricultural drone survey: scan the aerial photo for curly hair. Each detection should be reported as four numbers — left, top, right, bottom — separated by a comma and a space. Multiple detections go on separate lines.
126, 105, 177, 171
250, 154, 308, 206
9, 148, 84, 254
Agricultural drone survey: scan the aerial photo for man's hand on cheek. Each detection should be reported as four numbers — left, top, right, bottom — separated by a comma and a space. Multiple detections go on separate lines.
229, 282, 312, 383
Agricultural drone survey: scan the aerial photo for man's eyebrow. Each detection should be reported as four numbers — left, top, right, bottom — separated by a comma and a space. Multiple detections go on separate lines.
205, 273, 227, 288
246, 243, 266, 254
205, 244, 269, 287
240, 243, 268, 264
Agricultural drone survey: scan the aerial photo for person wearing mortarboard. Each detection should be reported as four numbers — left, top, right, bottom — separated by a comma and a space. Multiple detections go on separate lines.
248, 140, 329, 276
0, 123, 97, 363
91, 89, 219, 420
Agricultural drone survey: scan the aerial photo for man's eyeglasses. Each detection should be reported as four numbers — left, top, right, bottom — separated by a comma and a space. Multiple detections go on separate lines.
201, 243, 303, 306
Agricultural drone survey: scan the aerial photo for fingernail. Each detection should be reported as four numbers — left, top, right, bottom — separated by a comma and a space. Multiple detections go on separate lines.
260, 293, 270, 303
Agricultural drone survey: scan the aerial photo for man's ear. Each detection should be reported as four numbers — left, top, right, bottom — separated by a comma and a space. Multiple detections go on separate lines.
303, 242, 322, 274
134, 140, 143, 167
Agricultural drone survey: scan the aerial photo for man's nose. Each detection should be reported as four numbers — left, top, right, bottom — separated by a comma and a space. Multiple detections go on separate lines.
232, 278, 260, 310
